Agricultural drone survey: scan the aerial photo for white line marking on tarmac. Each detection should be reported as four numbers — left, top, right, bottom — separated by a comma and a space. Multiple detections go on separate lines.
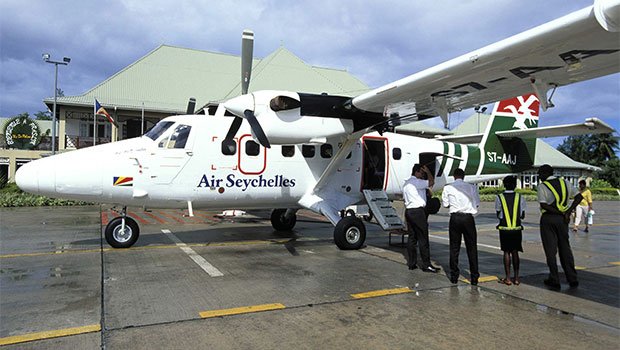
162, 229, 224, 277
429, 234, 501, 250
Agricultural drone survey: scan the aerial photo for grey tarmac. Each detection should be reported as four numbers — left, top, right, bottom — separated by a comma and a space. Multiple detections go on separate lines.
1, 201, 618, 349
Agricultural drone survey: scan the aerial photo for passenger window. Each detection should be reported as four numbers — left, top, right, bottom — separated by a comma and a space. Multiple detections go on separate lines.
393, 147, 402, 160
302, 145, 315, 158
246, 140, 260, 156
222, 139, 237, 155
320, 144, 333, 158
282, 145, 295, 157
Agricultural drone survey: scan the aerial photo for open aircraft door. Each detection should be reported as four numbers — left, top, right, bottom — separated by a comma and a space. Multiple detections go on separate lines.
148, 124, 195, 184
361, 136, 388, 191
238, 134, 267, 175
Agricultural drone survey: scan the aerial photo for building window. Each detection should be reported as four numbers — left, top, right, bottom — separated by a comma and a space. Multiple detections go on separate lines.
320, 144, 333, 158
282, 145, 295, 157
302, 145, 315, 158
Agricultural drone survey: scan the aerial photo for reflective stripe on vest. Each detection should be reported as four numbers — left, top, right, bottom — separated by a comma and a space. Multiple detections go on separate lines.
542, 178, 569, 213
498, 193, 523, 231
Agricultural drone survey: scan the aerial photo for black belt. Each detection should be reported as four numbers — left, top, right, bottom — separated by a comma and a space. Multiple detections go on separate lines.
451, 212, 473, 216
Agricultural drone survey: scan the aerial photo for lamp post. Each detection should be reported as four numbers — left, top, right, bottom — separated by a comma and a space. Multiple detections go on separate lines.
42, 53, 70, 155
474, 105, 487, 133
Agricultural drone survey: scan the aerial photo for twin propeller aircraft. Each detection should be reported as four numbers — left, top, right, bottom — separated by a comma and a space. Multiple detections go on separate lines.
16, 0, 619, 249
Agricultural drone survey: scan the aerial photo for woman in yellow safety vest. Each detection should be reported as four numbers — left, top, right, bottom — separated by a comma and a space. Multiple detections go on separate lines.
495, 175, 526, 285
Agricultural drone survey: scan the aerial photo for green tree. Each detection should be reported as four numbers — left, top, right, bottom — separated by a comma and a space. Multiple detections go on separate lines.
598, 158, 620, 188
557, 133, 619, 166
34, 111, 52, 120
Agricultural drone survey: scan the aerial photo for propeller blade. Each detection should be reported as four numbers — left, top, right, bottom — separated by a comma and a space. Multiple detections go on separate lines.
186, 97, 196, 114
241, 30, 254, 95
244, 109, 270, 148
225, 117, 243, 141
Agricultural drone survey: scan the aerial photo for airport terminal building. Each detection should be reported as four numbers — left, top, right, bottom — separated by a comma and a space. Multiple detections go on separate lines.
0, 44, 597, 185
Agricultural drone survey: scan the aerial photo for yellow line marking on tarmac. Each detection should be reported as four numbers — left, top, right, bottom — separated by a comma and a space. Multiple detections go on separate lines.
610, 262, 620, 266
351, 287, 413, 299
575, 266, 587, 270
478, 276, 498, 283
199, 303, 286, 319
462, 276, 497, 284
0, 324, 101, 346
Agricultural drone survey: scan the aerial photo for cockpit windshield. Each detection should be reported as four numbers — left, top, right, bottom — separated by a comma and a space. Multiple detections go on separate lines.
144, 121, 174, 141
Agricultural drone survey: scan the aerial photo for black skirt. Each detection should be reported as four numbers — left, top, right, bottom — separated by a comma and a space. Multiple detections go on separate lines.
499, 230, 523, 252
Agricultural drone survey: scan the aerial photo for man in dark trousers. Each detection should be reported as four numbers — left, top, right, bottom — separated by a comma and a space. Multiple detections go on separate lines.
537, 164, 582, 289
441, 168, 480, 285
403, 163, 440, 273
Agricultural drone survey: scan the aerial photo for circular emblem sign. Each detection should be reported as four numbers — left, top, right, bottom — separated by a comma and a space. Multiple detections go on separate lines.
3, 116, 41, 150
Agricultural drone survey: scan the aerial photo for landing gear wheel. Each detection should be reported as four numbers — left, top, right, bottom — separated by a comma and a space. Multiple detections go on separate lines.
270, 209, 296, 231
363, 212, 374, 222
105, 217, 139, 248
334, 216, 366, 250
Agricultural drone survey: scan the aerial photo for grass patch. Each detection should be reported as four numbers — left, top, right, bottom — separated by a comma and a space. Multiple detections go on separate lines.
0, 183, 92, 207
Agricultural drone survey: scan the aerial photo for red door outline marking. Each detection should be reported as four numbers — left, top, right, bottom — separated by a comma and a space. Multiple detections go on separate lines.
238, 134, 267, 175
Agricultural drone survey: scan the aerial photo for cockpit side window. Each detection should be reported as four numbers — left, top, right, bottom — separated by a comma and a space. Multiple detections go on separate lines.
158, 124, 191, 149
145, 121, 174, 141
269, 96, 301, 111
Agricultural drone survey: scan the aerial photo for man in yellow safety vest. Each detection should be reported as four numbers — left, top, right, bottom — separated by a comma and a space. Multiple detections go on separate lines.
537, 164, 583, 289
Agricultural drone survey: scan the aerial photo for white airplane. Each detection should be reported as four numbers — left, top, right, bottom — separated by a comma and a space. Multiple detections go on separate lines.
16, 0, 619, 249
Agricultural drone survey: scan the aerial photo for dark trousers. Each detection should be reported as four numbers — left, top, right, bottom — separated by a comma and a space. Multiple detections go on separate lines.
406, 207, 431, 268
449, 213, 479, 281
540, 213, 578, 284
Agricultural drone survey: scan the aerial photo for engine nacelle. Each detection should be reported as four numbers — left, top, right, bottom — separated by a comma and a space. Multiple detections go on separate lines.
252, 90, 354, 144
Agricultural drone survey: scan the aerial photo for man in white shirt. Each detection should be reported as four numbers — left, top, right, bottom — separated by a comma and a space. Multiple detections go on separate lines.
441, 168, 480, 285
403, 163, 440, 273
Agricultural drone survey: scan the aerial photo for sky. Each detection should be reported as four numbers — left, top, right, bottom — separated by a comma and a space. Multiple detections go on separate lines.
1, 0, 618, 149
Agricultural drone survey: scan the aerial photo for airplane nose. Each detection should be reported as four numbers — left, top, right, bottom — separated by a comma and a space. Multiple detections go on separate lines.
15, 160, 40, 194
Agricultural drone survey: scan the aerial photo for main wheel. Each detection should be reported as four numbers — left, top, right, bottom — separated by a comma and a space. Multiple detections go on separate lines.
105, 217, 139, 248
334, 216, 366, 250
270, 209, 296, 231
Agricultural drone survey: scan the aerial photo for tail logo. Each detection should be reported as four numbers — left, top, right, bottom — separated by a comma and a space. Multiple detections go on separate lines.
494, 94, 540, 130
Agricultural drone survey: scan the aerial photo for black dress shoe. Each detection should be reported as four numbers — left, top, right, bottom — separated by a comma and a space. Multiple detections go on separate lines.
470, 279, 479, 286
422, 266, 438, 273
450, 277, 458, 284
544, 279, 561, 289
408, 264, 418, 270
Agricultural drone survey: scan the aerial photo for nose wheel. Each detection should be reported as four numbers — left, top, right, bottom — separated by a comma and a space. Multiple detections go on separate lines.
334, 216, 366, 250
105, 207, 140, 248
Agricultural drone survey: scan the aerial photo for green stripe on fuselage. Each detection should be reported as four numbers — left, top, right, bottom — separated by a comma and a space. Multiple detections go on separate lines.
464, 145, 480, 175
437, 141, 449, 176
449, 143, 462, 174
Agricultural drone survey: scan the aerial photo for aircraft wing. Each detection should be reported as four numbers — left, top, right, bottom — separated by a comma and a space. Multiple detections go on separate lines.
495, 117, 615, 138
351, 1, 620, 125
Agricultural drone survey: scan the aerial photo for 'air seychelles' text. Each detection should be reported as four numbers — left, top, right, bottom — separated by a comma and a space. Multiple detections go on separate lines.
197, 174, 296, 192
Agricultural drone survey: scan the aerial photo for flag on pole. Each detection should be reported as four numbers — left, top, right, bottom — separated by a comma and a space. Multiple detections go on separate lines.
95, 99, 118, 127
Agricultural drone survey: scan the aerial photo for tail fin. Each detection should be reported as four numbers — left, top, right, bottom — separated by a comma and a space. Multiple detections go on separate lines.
479, 93, 540, 173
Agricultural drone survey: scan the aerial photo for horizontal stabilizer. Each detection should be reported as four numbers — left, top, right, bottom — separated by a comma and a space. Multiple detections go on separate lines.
435, 133, 484, 144
495, 118, 615, 139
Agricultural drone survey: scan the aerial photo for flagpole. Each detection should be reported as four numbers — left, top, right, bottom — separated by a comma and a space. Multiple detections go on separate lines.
93, 98, 96, 146
141, 102, 144, 135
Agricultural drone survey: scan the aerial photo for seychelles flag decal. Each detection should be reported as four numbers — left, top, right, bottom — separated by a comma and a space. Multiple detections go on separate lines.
113, 177, 133, 187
